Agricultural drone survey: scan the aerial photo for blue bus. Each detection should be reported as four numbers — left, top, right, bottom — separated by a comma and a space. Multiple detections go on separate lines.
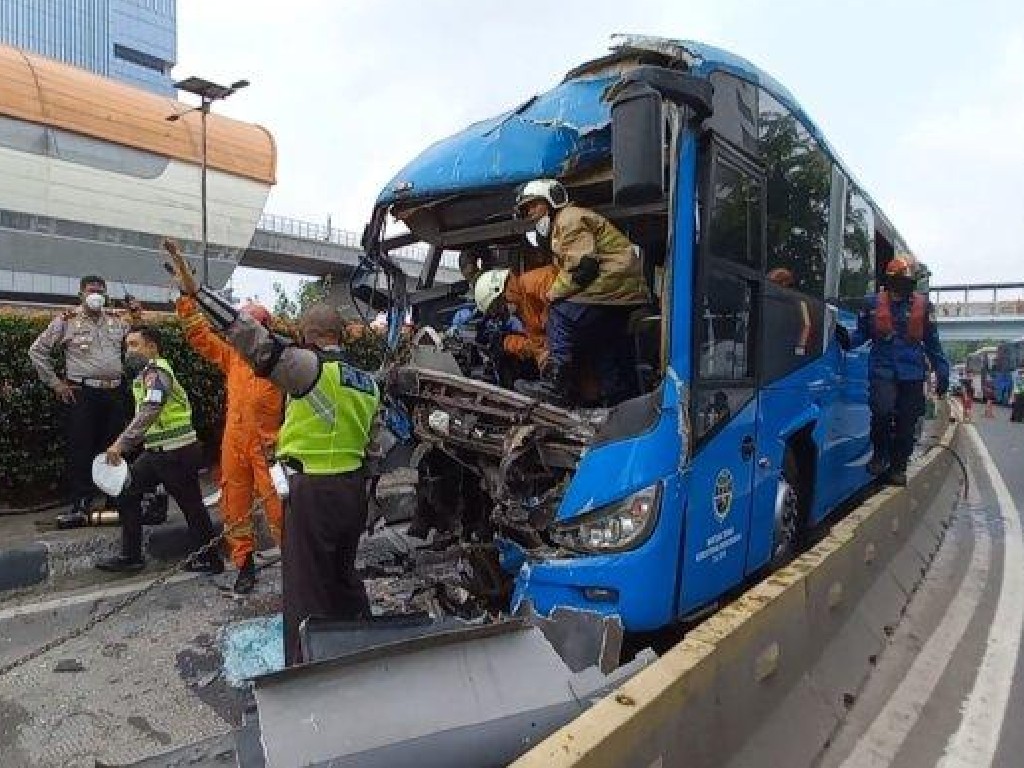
993, 339, 1024, 403
965, 345, 1002, 402
363, 36, 916, 631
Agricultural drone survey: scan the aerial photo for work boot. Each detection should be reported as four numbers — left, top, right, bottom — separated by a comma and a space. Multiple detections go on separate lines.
95, 555, 145, 574
515, 360, 570, 406
55, 498, 91, 529
232, 554, 257, 595
885, 469, 908, 487
185, 550, 225, 575
866, 455, 888, 476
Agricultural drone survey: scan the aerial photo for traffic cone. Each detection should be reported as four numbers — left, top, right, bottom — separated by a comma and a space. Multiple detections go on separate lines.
985, 399, 994, 418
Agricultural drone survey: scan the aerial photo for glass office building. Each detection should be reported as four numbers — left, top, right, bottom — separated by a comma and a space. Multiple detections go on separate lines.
0, 0, 176, 95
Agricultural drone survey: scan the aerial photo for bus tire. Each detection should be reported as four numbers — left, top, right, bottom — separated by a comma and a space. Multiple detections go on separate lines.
770, 450, 804, 568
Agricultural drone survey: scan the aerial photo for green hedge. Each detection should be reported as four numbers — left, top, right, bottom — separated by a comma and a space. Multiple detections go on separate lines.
0, 310, 386, 506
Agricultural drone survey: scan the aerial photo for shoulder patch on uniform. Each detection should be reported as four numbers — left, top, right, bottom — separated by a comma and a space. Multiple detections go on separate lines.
341, 365, 376, 396
144, 388, 165, 404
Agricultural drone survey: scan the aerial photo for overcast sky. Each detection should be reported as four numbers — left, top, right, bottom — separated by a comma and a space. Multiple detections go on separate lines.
177, 0, 1024, 302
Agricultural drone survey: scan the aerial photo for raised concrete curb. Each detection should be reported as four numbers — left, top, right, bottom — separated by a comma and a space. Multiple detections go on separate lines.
0, 542, 49, 593
0, 518, 223, 596
513, 402, 961, 768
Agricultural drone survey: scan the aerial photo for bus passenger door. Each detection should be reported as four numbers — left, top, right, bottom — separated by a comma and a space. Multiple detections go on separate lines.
678, 142, 764, 614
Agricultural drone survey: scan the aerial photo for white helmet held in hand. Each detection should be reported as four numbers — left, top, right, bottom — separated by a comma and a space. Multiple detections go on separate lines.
515, 179, 569, 215
474, 269, 511, 315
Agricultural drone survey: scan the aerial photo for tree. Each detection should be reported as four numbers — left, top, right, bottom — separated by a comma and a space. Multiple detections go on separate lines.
271, 276, 333, 322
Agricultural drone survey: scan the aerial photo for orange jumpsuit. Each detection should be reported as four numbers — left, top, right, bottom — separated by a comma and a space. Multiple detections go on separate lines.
502, 265, 558, 366
177, 297, 284, 567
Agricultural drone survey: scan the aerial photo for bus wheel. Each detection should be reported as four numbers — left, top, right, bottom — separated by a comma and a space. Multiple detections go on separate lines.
771, 452, 803, 567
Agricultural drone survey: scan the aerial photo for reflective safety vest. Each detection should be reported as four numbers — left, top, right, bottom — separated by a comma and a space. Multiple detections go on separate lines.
1014, 371, 1024, 395
276, 352, 380, 475
874, 290, 926, 342
133, 357, 196, 451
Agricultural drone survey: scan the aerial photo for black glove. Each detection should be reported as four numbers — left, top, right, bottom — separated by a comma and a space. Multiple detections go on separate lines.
487, 330, 507, 358
569, 255, 600, 288
834, 323, 851, 351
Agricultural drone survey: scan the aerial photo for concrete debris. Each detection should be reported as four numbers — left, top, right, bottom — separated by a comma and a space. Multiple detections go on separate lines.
53, 658, 85, 673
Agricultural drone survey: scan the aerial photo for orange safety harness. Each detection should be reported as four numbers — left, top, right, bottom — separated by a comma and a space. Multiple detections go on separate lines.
874, 290, 926, 342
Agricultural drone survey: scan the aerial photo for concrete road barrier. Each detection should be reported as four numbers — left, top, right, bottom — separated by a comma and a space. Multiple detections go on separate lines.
513, 402, 961, 768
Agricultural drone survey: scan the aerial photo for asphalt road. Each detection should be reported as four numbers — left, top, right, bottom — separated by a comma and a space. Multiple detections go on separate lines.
2, 409, 1021, 768
0, 565, 278, 768
819, 408, 1024, 768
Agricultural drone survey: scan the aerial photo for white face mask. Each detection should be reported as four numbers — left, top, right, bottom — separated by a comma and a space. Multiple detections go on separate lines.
84, 293, 106, 311
534, 214, 551, 238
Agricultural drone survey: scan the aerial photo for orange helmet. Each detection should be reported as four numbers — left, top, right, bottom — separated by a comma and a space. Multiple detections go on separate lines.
885, 255, 914, 278
241, 302, 272, 328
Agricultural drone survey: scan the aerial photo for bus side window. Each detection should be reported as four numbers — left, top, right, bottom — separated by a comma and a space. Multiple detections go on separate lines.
759, 89, 830, 300
695, 270, 756, 440
839, 184, 876, 309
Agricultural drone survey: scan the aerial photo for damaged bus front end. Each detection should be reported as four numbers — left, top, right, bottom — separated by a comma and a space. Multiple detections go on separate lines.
359, 36, 715, 632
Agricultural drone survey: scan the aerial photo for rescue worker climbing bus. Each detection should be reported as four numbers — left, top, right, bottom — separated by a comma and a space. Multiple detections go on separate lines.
844, 255, 948, 487
361, 36, 942, 633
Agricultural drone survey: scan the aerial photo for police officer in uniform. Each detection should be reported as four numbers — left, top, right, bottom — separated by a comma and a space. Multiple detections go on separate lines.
95, 326, 222, 574
164, 240, 379, 666
846, 255, 949, 486
29, 275, 141, 527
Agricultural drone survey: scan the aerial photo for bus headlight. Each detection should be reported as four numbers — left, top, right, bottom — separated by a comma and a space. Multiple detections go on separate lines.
549, 483, 662, 554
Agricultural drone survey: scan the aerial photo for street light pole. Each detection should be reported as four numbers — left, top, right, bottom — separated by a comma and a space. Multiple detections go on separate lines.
200, 99, 209, 287
166, 76, 249, 288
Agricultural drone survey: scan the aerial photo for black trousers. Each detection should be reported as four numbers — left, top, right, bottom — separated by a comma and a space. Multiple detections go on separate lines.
283, 469, 369, 666
1011, 394, 1024, 423
66, 385, 129, 503
547, 302, 638, 405
869, 378, 926, 472
117, 442, 216, 561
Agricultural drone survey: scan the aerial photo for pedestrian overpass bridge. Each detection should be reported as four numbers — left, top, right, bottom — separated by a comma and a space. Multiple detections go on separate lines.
244, 214, 462, 285
929, 282, 1024, 341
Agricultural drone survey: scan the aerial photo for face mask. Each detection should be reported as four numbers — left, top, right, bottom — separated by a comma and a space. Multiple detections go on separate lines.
124, 351, 149, 378
534, 214, 551, 238
84, 293, 106, 311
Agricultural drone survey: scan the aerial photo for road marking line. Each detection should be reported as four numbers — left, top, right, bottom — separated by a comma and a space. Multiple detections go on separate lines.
938, 426, 1024, 767
840, 474, 990, 768
0, 572, 197, 621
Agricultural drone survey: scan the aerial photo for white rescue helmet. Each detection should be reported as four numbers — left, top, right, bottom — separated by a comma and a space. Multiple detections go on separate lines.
474, 268, 511, 315
515, 179, 569, 216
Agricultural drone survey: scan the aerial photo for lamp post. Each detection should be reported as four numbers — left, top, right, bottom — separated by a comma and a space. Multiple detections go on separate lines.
166, 76, 249, 288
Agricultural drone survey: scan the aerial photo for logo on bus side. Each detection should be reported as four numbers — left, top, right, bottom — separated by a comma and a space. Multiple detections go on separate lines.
713, 469, 734, 522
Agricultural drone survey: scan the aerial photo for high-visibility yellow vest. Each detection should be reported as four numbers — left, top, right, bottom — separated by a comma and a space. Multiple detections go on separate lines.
277, 354, 379, 475
132, 357, 196, 450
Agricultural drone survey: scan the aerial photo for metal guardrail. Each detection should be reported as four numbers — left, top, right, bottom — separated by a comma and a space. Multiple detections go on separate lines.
257, 213, 362, 248
934, 301, 1024, 318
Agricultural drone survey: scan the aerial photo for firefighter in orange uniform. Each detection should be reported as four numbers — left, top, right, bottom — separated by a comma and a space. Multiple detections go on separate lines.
473, 265, 559, 370
177, 297, 284, 594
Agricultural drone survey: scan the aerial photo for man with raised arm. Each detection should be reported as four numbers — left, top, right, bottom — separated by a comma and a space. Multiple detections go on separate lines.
177, 296, 284, 595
